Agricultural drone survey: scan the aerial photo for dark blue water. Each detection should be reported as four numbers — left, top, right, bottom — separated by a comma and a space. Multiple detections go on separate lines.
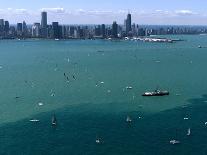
1, 95, 207, 155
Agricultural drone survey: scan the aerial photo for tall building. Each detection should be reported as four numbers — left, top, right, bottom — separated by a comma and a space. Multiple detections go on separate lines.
22, 21, 27, 36
112, 21, 118, 38
69, 26, 75, 37
0, 19, 4, 33
52, 22, 59, 39
126, 13, 132, 35
101, 24, 106, 38
95, 25, 101, 36
4, 21, 9, 32
41, 12, 47, 28
17, 23, 23, 36
41, 12, 48, 38
32, 23, 41, 37
17, 23, 23, 32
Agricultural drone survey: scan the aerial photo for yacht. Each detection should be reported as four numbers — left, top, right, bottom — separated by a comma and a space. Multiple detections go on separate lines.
142, 89, 169, 96
198, 45, 202, 48
30, 119, 40, 122
170, 140, 180, 145
126, 86, 133, 90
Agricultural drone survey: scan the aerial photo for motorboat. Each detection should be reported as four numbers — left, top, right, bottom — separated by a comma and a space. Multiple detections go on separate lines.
170, 140, 180, 145
30, 119, 40, 122
142, 89, 169, 96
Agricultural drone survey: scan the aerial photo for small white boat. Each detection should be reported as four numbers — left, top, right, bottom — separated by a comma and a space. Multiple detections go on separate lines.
170, 140, 180, 145
155, 60, 161, 63
187, 128, 191, 136
96, 138, 101, 144
184, 117, 189, 120
38, 102, 44, 106
126, 86, 133, 90
30, 119, 40, 122
126, 116, 132, 123
100, 81, 104, 84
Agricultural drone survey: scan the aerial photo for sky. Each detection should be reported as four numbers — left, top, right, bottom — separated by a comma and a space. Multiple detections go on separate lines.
0, 0, 207, 25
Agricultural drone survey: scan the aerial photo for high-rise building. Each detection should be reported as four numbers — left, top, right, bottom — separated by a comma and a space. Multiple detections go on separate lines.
17, 23, 23, 32
95, 25, 101, 36
22, 21, 27, 36
52, 22, 59, 39
0, 19, 4, 33
126, 13, 132, 35
101, 24, 106, 38
17, 23, 23, 36
41, 12, 48, 38
69, 26, 75, 37
112, 21, 118, 38
41, 12, 47, 28
32, 23, 41, 37
4, 21, 9, 32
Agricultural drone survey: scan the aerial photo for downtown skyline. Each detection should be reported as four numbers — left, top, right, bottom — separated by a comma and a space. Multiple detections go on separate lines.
1, 0, 207, 25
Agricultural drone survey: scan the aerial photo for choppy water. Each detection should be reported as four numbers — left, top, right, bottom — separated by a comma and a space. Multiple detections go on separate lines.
0, 35, 207, 154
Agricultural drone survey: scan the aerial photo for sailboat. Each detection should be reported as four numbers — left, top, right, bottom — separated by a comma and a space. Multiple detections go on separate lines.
52, 114, 57, 126
95, 135, 103, 144
187, 128, 191, 136
126, 116, 132, 123
170, 129, 180, 145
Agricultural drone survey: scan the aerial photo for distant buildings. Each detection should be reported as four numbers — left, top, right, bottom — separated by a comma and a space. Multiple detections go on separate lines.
126, 13, 132, 36
112, 21, 118, 38
52, 22, 59, 39
32, 23, 41, 37
0, 12, 207, 39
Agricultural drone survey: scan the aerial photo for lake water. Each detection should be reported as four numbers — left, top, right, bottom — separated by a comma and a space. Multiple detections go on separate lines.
0, 35, 207, 154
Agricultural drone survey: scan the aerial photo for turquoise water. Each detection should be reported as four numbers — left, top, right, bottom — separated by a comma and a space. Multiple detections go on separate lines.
0, 35, 207, 154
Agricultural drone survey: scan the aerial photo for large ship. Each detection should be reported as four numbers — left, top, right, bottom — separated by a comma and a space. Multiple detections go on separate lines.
142, 89, 169, 96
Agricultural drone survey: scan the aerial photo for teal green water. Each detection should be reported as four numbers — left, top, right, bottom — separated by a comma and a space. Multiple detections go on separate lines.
0, 35, 207, 154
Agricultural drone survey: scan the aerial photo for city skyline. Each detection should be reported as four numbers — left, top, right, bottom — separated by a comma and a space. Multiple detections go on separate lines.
1, 0, 207, 25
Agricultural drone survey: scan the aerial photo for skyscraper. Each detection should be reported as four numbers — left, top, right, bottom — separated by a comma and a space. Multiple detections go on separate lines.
4, 21, 9, 33
32, 23, 41, 37
41, 12, 47, 28
52, 22, 59, 39
41, 12, 48, 38
101, 24, 106, 38
22, 21, 27, 37
112, 21, 118, 38
0, 19, 4, 33
126, 13, 132, 35
17, 23, 23, 36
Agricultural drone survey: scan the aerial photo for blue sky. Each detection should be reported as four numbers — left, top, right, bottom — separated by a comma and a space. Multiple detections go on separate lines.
1, 0, 207, 25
